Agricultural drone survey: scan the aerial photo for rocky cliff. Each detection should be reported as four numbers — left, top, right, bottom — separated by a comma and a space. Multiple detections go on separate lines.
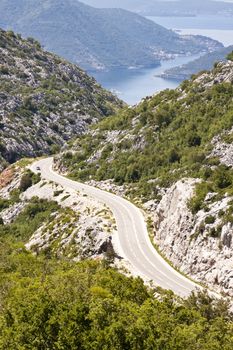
154, 179, 233, 297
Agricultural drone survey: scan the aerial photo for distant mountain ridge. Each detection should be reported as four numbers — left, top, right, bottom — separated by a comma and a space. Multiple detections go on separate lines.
0, 0, 223, 71
158, 46, 233, 80
82, 0, 233, 16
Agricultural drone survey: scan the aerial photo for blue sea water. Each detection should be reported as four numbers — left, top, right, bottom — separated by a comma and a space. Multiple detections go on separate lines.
92, 15, 233, 105
92, 55, 200, 106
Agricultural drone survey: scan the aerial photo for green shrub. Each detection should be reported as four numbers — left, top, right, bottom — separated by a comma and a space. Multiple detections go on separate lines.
205, 215, 215, 225
19, 170, 41, 192
227, 51, 233, 61
19, 173, 33, 192
0, 198, 11, 211
212, 166, 232, 189
0, 65, 9, 75
54, 190, 64, 197
0, 197, 60, 242
188, 183, 211, 214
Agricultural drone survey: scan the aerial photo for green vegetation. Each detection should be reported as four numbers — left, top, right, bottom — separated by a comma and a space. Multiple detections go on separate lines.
227, 51, 233, 61
0, 198, 11, 211
0, 184, 232, 349
0, 159, 232, 349
0, 170, 40, 212
19, 170, 41, 192
0, 197, 60, 242
61, 74, 233, 202
53, 189, 64, 197
0, 237, 233, 349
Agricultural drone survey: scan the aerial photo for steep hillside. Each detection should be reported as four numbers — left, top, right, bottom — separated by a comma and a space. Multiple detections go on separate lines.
159, 46, 233, 80
0, 164, 232, 349
0, 29, 123, 170
58, 53, 233, 296
0, 0, 223, 71
58, 54, 233, 193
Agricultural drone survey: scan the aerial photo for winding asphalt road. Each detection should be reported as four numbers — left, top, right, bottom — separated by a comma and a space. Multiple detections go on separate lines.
31, 157, 198, 297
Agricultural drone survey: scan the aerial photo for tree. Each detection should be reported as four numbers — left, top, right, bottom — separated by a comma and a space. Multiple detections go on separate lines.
19, 173, 32, 192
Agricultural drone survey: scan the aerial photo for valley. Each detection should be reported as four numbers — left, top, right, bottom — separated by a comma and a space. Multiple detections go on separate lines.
1, 2, 233, 348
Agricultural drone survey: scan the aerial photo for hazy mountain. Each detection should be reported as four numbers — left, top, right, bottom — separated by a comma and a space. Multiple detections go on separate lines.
159, 46, 233, 80
82, 0, 233, 16
0, 0, 223, 71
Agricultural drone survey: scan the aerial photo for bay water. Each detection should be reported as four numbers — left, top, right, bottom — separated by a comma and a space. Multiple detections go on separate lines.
92, 15, 233, 105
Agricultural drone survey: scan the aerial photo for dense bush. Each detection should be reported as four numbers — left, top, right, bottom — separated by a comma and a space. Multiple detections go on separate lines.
0, 183, 232, 349
19, 170, 41, 192
19, 172, 33, 191
0, 254, 232, 350
227, 51, 233, 61
0, 198, 11, 211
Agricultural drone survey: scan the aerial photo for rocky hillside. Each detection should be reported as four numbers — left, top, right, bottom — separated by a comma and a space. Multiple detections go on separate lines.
0, 29, 123, 170
0, 0, 223, 71
0, 160, 117, 261
1, 160, 232, 349
58, 53, 233, 296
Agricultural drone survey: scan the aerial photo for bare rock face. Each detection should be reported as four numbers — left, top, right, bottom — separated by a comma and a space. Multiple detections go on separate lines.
210, 130, 233, 168
154, 178, 233, 297
194, 60, 233, 88
154, 179, 198, 263
1, 202, 26, 224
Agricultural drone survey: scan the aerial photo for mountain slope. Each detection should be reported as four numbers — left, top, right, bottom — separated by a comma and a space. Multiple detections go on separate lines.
0, 0, 223, 71
58, 53, 233, 296
59, 55, 233, 192
0, 29, 123, 169
159, 46, 233, 80
83, 0, 233, 16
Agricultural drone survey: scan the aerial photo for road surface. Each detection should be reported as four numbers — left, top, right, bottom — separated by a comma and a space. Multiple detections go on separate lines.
31, 157, 198, 297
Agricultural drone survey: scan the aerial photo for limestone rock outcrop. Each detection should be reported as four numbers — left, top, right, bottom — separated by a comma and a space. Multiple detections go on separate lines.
154, 178, 233, 296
